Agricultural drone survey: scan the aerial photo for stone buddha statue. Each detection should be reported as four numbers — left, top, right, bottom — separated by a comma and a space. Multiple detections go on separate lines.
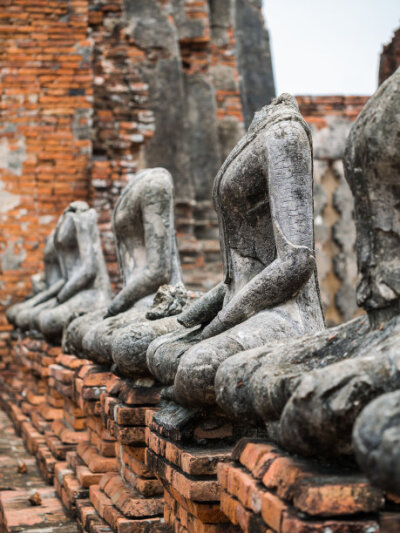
6, 230, 64, 330
260, 68, 400, 458
147, 93, 325, 408
36, 201, 112, 342
64, 168, 190, 376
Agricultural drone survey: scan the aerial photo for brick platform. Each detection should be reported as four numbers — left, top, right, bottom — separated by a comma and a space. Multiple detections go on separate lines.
217, 439, 400, 533
3, 334, 400, 532
146, 408, 240, 532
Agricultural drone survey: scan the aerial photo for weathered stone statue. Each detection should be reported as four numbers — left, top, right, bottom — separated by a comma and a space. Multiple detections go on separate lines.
353, 391, 400, 494
147, 93, 325, 408
64, 168, 190, 376
6, 230, 64, 330
277, 68, 400, 457
36, 201, 111, 342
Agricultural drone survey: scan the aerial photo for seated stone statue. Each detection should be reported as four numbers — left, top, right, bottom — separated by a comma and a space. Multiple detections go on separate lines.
64, 168, 188, 376
6, 230, 64, 330
147, 93, 325, 408
266, 68, 400, 458
36, 201, 111, 342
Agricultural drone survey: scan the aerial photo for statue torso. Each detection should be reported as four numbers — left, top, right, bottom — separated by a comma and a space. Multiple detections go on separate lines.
55, 213, 82, 280
218, 136, 276, 300
113, 175, 147, 286
113, 169, 182, 287
43, 233, 62, 287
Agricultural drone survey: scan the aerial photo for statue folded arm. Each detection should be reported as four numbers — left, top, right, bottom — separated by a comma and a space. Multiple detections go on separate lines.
33, 278, 65, 305
201, 120, 316, 339
56, 212, 97, 304
105, 186, 174, 317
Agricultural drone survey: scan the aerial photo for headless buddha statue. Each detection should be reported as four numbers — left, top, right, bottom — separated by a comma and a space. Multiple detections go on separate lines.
147, 93, 325, 408
36, 201, 111, 342
7, 230, 64, 331
237, 68, 400, 458
65, 168, 187, 376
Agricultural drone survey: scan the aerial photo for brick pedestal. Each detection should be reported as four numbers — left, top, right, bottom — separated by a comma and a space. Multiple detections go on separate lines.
52, 358, 166, 531
217, 439, 400, 533
146, 407, 243, 532
4, 334, 400, 533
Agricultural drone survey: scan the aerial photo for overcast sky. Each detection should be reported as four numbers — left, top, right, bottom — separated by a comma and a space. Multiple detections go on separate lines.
263, 0, 400, 95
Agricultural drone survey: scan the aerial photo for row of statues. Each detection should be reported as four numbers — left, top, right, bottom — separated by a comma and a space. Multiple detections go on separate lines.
8, 68, 400, 494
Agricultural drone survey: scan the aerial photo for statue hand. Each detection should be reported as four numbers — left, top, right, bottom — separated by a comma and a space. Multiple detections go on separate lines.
104, 300, 121, 318
200, 314, 226, 340
104, 292, 131, 318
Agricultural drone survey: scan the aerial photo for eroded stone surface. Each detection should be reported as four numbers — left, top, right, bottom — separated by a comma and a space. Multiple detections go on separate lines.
353, 391, 400, 494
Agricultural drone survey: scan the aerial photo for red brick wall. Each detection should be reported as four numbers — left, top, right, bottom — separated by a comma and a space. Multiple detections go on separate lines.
87, 0, 154, 291
0, 0, 93, 340
297, 96, 368, 128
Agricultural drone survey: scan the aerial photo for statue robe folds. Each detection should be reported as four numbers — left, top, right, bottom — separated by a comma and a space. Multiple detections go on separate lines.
147, 93, 325, 408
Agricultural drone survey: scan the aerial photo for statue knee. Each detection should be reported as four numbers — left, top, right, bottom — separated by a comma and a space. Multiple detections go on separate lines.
174, 344, 217, 407
146, 338, 180, 385
38, 309, 62, 339
146, 340, 164, 383
215, 353, 243, 418
111, 325, 153, 377
64, 315, 86, 355
16, 308, 31, 330
6, 305, 18, 325
83, 326, 113, 364
353, 391, 400, 494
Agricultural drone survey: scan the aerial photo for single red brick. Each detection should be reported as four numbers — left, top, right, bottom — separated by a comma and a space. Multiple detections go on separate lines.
261, 491, 288, 531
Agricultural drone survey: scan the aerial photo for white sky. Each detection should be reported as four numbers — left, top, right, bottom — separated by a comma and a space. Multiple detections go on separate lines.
262, 0, 400, 95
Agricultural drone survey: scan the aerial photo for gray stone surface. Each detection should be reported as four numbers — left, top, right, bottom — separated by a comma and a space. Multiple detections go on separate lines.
353, 390, 400, 494
6, 230, 63, 329
183, 73, 221, 203
147, 94, 324, 408
279, 68, 400, 458
234, 0, 276, 127
332, 160, 358, 321
125, 0, 193, 206
37, 201, 111, 342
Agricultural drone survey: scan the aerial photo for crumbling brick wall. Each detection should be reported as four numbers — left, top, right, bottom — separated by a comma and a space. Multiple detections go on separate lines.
0, 0, 372, 348
298, 96, 369, 325
0, 0, 93, 348
379, 28, 400, 85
